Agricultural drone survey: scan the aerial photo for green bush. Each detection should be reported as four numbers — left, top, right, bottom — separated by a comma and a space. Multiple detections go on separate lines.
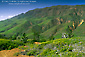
27, 49, 37, 56
0, 39, 24, 50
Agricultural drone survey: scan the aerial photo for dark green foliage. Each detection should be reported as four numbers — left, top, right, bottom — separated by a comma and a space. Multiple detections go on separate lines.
27, 49, 38, 56
23, 33, 26, 38
32, 25, 42, 41
23, 37, 28, 43
0, 34, 5, 38
0, 39, 24, 50
51, 18, 58, 26
66, 26, 73, 38
20, 33, 29, 43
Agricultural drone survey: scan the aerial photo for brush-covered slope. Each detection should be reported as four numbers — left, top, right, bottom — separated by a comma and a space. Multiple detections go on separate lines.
18, 37, 85, 57
0, 5, 85, 38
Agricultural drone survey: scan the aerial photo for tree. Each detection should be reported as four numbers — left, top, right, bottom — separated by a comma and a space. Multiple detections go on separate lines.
0, 34, 4, 38
32, 25, 42, 41
23, 33, 26, 38
66, 26, 73, 38
22, 33, 28, 43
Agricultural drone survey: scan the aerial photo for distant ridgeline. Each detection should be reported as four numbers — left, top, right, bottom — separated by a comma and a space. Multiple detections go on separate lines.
0, 5, 85, 39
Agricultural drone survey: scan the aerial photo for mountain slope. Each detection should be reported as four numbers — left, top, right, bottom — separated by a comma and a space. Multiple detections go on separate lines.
0, 5, 85, 39
73, 22, 85, 37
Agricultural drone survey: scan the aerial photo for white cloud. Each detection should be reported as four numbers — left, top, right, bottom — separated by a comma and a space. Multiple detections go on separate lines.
0, 16, 4, 18
0, 15, 17, 21
0, 15, 14, 21
0, 18, 6, 20
8, 16, 14, 18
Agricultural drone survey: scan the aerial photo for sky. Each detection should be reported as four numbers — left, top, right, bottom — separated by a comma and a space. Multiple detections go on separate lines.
0, 0, 85, 21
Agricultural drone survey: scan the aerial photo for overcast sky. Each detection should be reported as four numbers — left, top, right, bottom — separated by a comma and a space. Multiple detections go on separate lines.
0, 0, 85, 21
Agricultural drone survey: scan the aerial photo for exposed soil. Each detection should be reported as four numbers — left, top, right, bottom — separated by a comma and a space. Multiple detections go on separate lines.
0, 48, 34, 57
0, 42, 41, 57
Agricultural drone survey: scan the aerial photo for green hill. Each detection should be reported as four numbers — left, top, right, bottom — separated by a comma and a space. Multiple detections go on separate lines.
0, 5, 85, 39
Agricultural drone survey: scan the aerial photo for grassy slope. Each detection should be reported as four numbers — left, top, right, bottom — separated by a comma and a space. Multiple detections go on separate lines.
73, 22, 85, 37
0, 5, 85, 38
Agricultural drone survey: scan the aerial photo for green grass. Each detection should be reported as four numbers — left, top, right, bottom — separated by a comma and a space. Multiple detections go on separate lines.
40, 25, 57, 38
73, 22, 85, 37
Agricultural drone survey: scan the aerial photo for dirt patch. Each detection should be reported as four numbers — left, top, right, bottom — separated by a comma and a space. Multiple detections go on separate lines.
0, 48, 34, 57
34, 42, 41, 44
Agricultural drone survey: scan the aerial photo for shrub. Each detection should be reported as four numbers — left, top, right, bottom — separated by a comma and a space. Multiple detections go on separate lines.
0, 39, 24, 50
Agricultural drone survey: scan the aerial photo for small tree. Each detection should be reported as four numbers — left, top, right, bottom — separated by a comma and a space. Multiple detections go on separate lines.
0, 34, 5, 38
66, 26, 73, 38
23, 33, 26, 38
22, 33, 28, 43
